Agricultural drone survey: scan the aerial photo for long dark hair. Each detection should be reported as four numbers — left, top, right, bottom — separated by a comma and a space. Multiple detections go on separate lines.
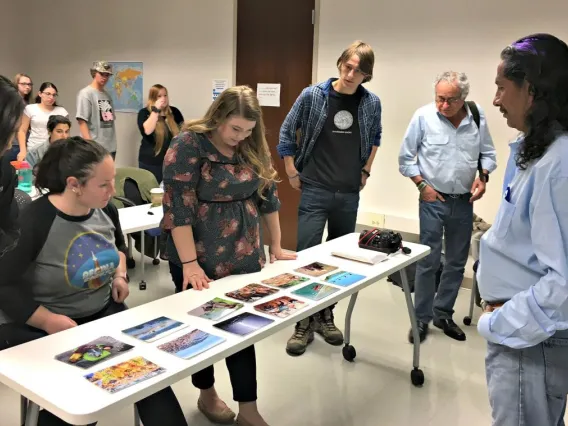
35, 137, 109, 194
501, 34, 568, 169
0, 75, 25, 154
35, 82, 59, 106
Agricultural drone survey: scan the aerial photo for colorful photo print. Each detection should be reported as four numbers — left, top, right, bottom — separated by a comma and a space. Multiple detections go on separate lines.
225, 284, 279, 303
294, 262, 338, 277
261, 273, 309, 289
323, 271, 366, 287
55, 336, 134, 369
158, 329, 225, 360
122, 317, 187, 342
213, 312, 274, 336
254, 296, 307, 318
292, 282, 340, 301
188, 298, 244, 321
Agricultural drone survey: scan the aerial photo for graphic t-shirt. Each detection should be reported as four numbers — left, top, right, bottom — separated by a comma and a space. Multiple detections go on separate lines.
0, 196, 127, 325
24, 104, 69, 151
76, 86, 117, 153
301, 85, 362, 192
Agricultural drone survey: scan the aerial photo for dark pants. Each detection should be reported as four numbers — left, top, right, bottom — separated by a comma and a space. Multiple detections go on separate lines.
296, 183, 360, 323
0, 301, 187, 426
414, 196, 473, 323
169, 262, 257, 402
139, 161, 163, 184
7, 144, 19, 162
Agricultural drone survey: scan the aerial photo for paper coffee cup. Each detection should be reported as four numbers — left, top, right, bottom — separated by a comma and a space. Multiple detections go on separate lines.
150, 188, 164, 207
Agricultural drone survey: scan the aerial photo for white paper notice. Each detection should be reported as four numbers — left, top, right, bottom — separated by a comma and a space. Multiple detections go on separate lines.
212, 79, 229, 101
257, 83, 281, 107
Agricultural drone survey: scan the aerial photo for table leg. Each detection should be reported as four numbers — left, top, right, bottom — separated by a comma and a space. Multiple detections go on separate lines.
20, 395, 28, 426
134, 405, 141, 426
341, 292, 359, 362
400, 266, 425, 386
24, 401, 39, 426
139, 231, 146, 290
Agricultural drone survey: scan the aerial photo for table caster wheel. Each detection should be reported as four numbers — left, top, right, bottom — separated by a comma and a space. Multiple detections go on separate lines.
152, 258, 160, 265
139, 281, 147, 291
342, 345, 356, 362
463, 316, 472, 326
126, 258, 136, 269
411, 368, 424, 387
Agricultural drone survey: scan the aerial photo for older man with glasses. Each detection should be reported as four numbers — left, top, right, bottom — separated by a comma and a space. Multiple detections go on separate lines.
398, 71, 497, 344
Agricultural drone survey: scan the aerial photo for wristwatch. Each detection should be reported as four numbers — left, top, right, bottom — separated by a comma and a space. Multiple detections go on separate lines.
151, 106, 161, 114
480, 172, 489, 183
362, 168, 371, 177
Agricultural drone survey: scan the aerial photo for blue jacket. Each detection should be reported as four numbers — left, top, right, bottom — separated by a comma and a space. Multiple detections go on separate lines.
277, 78, 382, 172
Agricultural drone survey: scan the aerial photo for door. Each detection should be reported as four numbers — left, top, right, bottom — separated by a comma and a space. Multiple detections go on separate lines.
236, 0, 315, 251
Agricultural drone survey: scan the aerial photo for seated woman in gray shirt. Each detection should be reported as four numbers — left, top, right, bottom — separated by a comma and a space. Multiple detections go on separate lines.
0, 138, 187, 426
26, 115, 71, 167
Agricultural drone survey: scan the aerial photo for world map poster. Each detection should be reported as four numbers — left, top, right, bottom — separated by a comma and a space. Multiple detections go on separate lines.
107, 62, 143, 113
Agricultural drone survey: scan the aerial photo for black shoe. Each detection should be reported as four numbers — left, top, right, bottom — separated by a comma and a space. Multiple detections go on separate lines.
408, 321, 429, 344
433, 318, 466, 341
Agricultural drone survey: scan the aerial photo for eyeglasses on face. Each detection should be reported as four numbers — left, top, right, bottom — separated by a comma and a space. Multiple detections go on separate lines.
19, 82, 32, 87
42, 92, 58, 98
435, 96, 461, 105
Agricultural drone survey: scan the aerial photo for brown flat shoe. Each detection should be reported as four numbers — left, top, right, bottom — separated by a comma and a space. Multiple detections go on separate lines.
235, 414, 270, 426
197, 398, 236, 424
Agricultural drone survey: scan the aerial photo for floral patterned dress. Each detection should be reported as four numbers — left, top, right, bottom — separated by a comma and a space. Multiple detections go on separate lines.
161, 131, 280, 279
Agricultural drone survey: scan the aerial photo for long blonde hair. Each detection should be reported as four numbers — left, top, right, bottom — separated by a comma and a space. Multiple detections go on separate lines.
146, 84, 180, 155
183, 85, 278, 195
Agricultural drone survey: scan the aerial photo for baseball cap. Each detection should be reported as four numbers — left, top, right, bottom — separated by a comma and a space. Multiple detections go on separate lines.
90, 61, 114, 75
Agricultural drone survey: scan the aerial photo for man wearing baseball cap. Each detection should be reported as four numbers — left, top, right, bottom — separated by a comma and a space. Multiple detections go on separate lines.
76, 61, 117, 158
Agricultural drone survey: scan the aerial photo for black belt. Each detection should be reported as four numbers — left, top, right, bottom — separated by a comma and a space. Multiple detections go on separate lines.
437, 191, 471, 200
198, 194, 255, 204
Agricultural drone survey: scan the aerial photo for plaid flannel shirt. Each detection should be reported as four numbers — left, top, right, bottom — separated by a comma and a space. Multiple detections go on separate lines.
277, 78, 382, 172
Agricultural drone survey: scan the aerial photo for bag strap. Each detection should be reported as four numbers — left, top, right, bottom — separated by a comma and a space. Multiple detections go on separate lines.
466, 101, 483, 175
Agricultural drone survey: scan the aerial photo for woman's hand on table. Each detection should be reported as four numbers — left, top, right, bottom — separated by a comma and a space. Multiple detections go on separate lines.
183, 262, 212, 291
43, 312, 77, 335
112, 277, 130, 303
269, 244, 297, 263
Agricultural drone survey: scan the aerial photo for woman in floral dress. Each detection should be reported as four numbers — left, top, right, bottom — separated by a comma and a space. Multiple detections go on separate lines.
162, 86, 295, 426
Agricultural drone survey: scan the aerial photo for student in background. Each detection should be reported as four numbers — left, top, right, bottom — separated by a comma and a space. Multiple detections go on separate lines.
10, 73, 33, 162
76, 61, 117, 159
0, 138, 188, 426
278, 41, 382, 356
478, 33, 568, 426
0, 75, 25, 260
137, 84, 183, 182
26, 115, 71, 167
17, 82, 68, 161
162, 86, 295, 426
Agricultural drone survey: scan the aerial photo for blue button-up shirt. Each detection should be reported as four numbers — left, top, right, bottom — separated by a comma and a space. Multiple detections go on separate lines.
398, 102, 497, 194
478, 132, 568, 349
502, 136, 521, 194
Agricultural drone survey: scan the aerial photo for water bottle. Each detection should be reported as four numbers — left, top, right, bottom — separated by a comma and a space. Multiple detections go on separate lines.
17, 161, 33, 193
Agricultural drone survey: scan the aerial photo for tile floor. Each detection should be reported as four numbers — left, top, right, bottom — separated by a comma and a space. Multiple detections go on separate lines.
1, 258, 496, 426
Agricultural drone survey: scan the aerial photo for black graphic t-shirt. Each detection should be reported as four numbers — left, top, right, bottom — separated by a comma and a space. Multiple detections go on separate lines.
302, 84, 362, 192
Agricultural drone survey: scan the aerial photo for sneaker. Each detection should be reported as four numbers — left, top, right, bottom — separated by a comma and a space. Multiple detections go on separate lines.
312, 308, 344, 346
286, 318, 314, 356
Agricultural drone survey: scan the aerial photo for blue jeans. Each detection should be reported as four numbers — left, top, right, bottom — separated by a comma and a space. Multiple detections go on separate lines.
486, 331, 568, 426
297, 182, 360, 251
414, 197, 473, 323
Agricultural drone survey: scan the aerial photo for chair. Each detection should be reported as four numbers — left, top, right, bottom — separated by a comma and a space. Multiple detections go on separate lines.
463, 230, 485, 326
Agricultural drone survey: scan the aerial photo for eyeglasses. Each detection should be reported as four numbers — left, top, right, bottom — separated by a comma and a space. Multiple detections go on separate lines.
18, 83, 32, 87
342, 63, 370, 78
42, 92, 58, 98
436, 96, 461, 105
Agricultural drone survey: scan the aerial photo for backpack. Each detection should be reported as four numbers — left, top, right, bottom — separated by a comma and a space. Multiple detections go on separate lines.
466, 101, 483, 178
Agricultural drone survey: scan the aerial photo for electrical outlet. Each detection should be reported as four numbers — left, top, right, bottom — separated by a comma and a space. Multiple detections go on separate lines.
359, 211, 385, 229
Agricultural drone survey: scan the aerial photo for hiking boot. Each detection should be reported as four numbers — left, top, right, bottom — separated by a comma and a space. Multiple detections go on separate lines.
312, 308, 344, 346
286, 318, 314, 356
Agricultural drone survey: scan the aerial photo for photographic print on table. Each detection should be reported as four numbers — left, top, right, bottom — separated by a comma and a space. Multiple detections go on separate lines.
213, 312, 274, 336
122, 316, 188, 342
254, 296, 308, 318
292, 282, 340, 301
294, 261, 338, 277
261, 273, 309, 289
188, 297, 244, 321
84, 356, 165, 394
323, 271, 366, 287
225, 283, 279, 303
158, 329, 225, 360
55, 336, 134, 369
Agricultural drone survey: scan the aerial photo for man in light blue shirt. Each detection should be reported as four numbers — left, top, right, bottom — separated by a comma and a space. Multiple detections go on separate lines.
399, 71, 497, 343
478, 33, 568, 426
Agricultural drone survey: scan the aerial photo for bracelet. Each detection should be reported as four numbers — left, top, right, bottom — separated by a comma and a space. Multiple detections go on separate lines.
417, 181, 428, 192
287, 173, 299, 179
361, 169, 371, 177
182, 258, 197, 265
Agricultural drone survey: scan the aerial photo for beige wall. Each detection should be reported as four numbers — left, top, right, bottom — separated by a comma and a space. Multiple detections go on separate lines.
317, 0, 568, 228
24, 0, 235, 167
0, 2, 25, 78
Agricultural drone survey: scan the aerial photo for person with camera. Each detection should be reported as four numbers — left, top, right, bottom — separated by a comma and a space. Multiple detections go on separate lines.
398, 71, 497, 343
277, 40, 382, 356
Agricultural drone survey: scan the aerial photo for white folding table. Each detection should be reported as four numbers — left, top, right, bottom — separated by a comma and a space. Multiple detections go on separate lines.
0, 233, 429, 426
